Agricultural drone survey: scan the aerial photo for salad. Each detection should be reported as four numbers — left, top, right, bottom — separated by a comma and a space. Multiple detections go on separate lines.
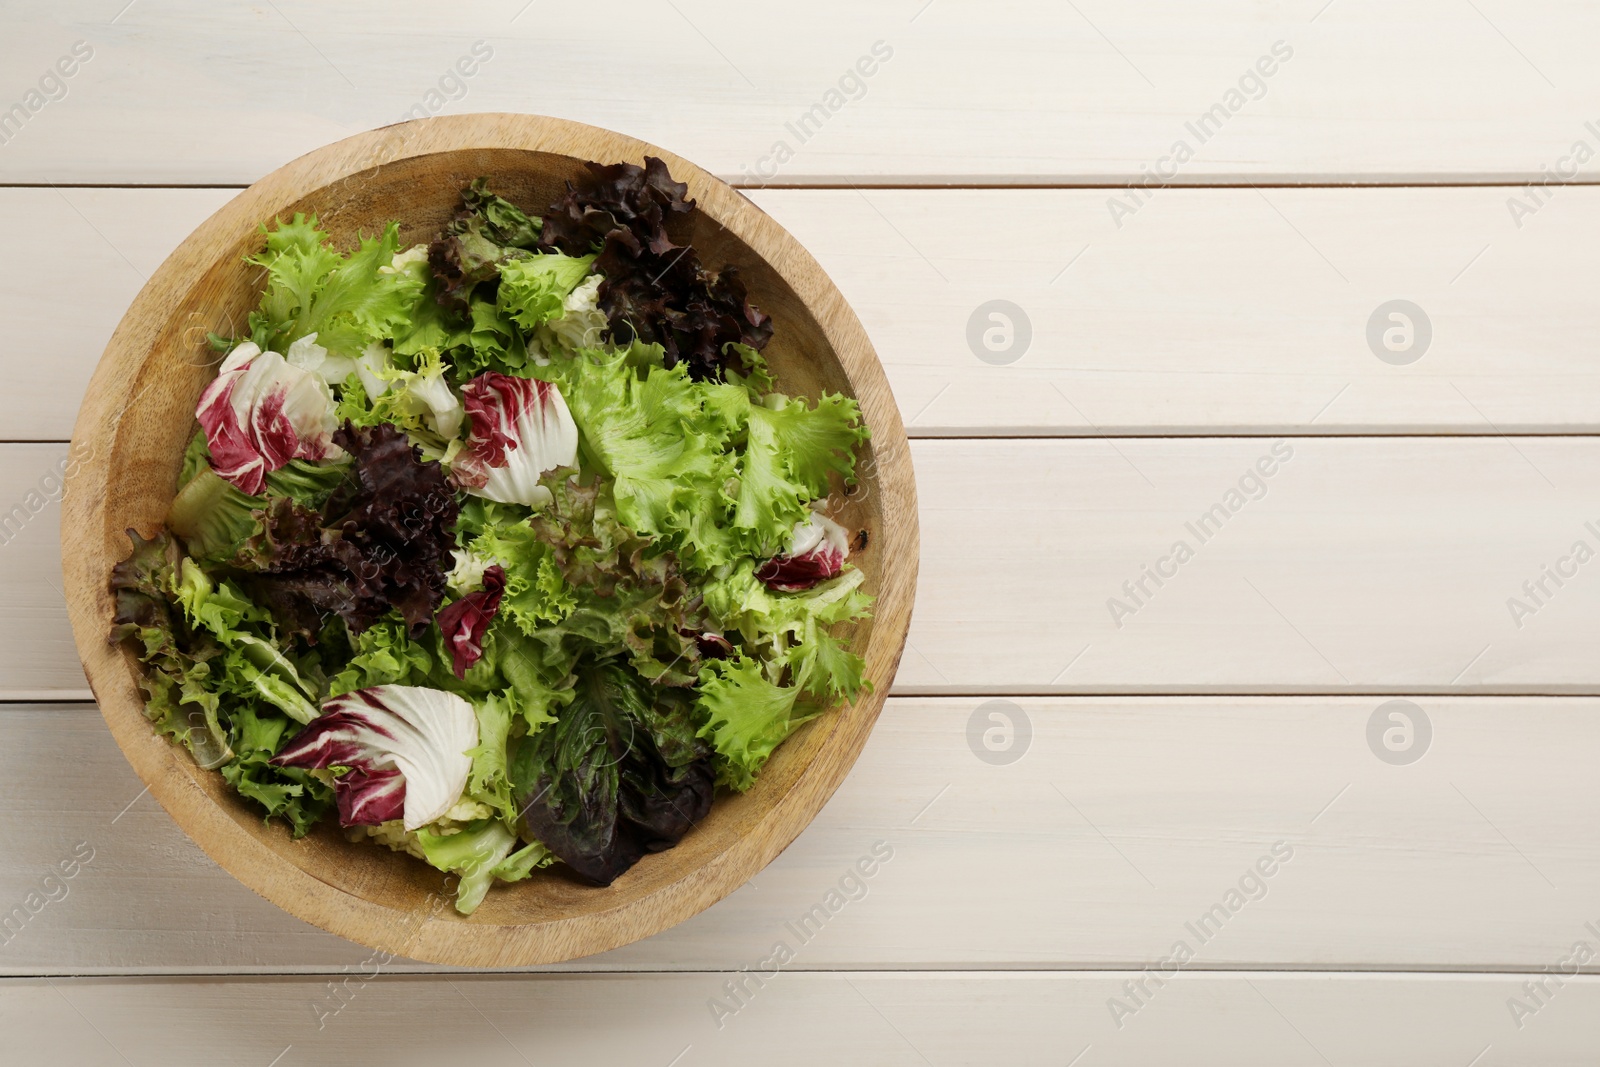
109, 158, 873, 913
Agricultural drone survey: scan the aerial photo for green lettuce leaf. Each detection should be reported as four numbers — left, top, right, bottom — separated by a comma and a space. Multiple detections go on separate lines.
694, 654, 809, 791
702, 562, 873, 704
167, 465, 263, 562
326, 615, 436, 697
263, 457, 353, 509
388, 251, 472, 358
454, 297, 531, 379
464, 690, 518, 822
220, 706, 334, 837
247, 214, 415, 358
109, 530, 333, 835
754, 391, 870, 498
469, 519, 576, 635
174, 558, 320, 723
491, 840, 554, 882
498, 253, 595, 331
557, 353, 736, 568
414, 819, 520, 915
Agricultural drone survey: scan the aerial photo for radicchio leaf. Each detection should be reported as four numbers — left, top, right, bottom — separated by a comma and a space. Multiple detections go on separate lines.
756, 512, 849, 592
196, 342, 344, 494
451, 373, 578, 507
332, 767, 406, 826
271, 684, 478, 830
436, 564, 506, 679
538, 157, 772, 381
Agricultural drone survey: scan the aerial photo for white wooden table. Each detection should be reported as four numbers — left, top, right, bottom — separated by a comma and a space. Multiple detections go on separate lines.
5, 2, 1600, 1063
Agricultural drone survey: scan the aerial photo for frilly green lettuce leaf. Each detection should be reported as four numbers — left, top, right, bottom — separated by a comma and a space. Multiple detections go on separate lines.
498, 253, 596, 331
556, 353, 737, 568
247, 215, 415, 358
109, 530, 333, 835
221, 706, 334, 837
469, 519, 576, 635
464, 690, 519, 823
388, 250, 473, 358
174, 559, 321, 724
702, 562, 873, 704
754, 391, 870, 498
694, 653, 809, 792
459, 297, 531, 378
326, 616, 437, 697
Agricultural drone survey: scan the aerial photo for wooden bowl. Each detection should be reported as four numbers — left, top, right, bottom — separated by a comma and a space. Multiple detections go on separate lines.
60, 114, 917, 967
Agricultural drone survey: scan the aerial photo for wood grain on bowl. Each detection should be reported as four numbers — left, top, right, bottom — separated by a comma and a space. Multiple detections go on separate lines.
60, 114, 917, 968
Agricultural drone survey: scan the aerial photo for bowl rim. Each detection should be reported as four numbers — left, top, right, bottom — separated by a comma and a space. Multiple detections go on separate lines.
60, 113, 919, 966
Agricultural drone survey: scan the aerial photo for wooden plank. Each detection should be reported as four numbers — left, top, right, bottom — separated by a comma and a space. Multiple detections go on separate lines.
5, 2, 1600, 186
764, 186, 1600, 437
18, 437, 1600, 695
9, 186, 1600, 441
898, 436, 1600, 693
5, 971, 1598, 1065
0, 188, 232, 441
0, 444, 88, 698
7, 699, 1600, 975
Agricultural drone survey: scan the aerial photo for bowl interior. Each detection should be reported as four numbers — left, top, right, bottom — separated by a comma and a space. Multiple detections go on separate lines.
89, 144, 889, 940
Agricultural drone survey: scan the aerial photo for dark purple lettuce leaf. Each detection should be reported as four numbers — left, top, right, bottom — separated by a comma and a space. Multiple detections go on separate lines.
539, 156, 772, 381
508, 659, 713, 885
232, 422, 458, 637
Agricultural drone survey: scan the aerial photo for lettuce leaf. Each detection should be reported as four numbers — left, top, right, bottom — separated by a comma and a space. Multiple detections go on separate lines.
388, 251, 473, 358
694, 654, 808, 791
109, 530, 334, 834
508, 659, 713, 885
326, 615, 437, 696
220, 706, 334, 837
754, 392, 870, 498
464, 690, 519, 822
231, 422, 459, 637
702, 562, 873, 704
168, 431, 355, 562
498, 253, 595, 331
414, 819, 520, 915
247, 214, 415, 358
167, 465, 263, 562
492, 839, 555, 882
558, 353, 736, 567
537, 158, 772, 381
469, 520, 575, 635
